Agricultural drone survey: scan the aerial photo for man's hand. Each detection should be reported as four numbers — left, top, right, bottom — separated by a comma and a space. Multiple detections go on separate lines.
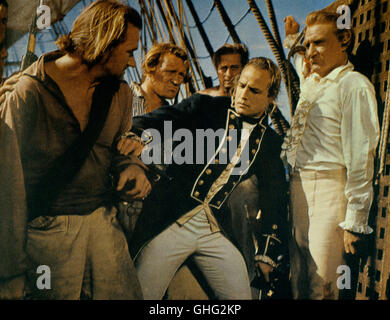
283, 16, 300, 37
344, 230, 364, 255
117, 136, 144, 157
0, 72, 21, 104
116, 164, 151, 200
255, 261, 274, 283
0, 275, 25, 300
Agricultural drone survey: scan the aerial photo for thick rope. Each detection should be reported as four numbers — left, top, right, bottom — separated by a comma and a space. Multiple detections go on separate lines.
265, 0, 283, 53
246, 0, 300, 117
286, 30, 305, 116
269, 104, 290, 137
266, 0, 301, 117
246, 0, 287, 83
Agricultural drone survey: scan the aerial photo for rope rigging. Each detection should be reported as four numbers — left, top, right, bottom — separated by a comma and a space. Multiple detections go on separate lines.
135, 0, 299, 120
138, 0, 158, 44
179, 0, 208, 88
164, 0, 212, 90
149, 0, 169, 42
153, 0, 199, 95
221, 8, 250, 45
233, 8, 251, 28
265, 0, 283, 52
213, 0, 241, 44
184, 0, 214, 59
187, 3, 215, 29
246, 0, 300, 118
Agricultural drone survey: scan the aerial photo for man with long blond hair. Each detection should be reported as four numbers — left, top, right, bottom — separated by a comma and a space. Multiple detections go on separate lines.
0, 0, 150, 299
282, 11, 379, 299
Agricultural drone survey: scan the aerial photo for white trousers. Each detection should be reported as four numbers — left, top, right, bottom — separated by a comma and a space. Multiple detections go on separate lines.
289, 169, 347, 299
135, 209, 252, 299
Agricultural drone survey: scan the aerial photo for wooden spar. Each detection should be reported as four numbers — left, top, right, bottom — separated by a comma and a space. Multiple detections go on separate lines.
213, 0, 241, 44
184, 0, 214, 59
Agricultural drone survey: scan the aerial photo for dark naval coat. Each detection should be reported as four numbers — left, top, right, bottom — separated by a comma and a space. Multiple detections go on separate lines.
129, 93, 288, 269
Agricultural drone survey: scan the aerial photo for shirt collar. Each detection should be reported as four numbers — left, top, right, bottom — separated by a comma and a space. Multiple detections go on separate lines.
130, 81, 169, 106
26, 50, 63, 83
130, 81, 144, 98
230, 108, 268, 127
311, 61, 354, 83
24, 51, 68, 103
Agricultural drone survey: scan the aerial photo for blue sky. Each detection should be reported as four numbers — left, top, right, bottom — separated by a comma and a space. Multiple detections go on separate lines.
164, 0, 336, 117
127, 0, 335, 118
6, 0, 337, 118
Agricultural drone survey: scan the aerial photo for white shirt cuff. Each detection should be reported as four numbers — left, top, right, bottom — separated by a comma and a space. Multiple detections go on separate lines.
339, 209, 373, 234
283, 33, 300, 49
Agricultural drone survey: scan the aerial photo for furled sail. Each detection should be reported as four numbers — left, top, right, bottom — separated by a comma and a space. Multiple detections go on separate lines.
5, 0, 80, 48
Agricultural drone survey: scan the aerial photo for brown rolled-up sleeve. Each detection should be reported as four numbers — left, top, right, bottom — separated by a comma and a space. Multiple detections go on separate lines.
0, 89, 34, 280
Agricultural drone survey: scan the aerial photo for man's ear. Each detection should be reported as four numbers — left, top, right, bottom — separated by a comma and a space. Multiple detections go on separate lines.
340, 30, 352, 49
